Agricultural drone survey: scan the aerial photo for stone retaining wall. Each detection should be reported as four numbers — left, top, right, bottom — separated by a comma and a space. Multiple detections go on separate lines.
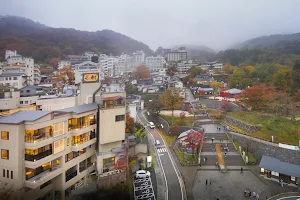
231, 134, 300, 165
222, 115, 261, 133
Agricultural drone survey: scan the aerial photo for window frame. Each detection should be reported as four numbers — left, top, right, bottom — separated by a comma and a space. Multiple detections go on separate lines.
1, 149, 9, 160
1, 131, 9, 140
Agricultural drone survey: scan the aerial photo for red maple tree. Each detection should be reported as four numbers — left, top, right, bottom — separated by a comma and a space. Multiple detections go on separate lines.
184, 130, 204, 156
240, 85, 275, 110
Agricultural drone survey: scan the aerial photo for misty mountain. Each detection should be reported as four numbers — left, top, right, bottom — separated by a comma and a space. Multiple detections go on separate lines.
0, 15, 154, 62
215, 33, 300, 66
236, 33, 300, 52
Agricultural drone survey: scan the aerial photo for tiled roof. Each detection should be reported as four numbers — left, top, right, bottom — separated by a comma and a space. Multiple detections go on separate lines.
259, 155, 300, 178
58, 103, 98, 114
0, 73, 26, 77
0, 110, 50, 124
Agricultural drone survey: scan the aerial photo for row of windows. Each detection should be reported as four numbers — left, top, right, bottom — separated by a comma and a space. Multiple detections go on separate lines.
0, 77, 18, 81
2, 169, 13, 179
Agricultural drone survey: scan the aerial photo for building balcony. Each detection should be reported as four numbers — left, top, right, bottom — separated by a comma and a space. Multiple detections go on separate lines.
68, 123, 96, 136
25, 132, 66, 149
25, 166, 63, 189
65, 171, 77, 182
100, 96, 125, 109
25, 149, 53, 162
71, 138, 96, 152
25, 150, 64, 169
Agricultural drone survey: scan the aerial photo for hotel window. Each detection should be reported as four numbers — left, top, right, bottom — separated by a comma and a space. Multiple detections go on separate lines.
53, 139, 65, 154
1, 131, 9, 140
3, 169, 5, 177
11, 171, 13, 179
1, 149, 9, 160
7, 170, 9, 178
53, 122, 64, 136
115, 115, 125, 122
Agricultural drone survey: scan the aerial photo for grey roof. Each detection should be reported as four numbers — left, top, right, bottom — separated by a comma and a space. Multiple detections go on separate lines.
224, 88, 242, 95
21, 85, 43, 90
0, 73, 26, 77
178, 129, 197, 139
58, 103, 98, 114
259, 155, 300, 178
0, 110, 50, 124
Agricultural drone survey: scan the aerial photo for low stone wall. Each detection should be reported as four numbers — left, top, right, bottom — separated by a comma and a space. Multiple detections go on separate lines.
231, 134, 300, 165
222, 115, 261, 133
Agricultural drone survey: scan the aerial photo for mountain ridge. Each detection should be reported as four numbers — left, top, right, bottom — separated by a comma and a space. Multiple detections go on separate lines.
0, 15, 154, 63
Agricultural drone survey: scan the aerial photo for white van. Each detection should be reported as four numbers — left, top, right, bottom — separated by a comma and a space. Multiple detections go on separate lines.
148, 122, 155, 129
155, 140, 161, 146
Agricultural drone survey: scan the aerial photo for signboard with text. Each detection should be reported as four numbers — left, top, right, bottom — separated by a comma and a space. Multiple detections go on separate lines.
82, 73, 99, 83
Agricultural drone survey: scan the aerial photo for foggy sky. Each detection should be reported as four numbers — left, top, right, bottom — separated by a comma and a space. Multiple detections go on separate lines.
1, 0, 300, 51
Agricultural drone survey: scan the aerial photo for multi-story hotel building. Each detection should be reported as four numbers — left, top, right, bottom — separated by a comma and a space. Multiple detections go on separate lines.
0, 78, 127, 200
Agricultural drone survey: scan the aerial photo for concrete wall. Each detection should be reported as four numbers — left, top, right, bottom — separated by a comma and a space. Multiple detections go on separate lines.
99, 107, 126, 144
231, 134, 300, 165
0, 124, 24, 190
36, 96, 76, 111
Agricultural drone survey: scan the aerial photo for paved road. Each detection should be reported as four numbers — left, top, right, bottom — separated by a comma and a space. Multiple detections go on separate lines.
137, 111, 185, 200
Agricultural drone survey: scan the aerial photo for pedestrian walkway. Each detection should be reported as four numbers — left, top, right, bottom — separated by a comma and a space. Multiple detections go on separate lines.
216, 144, 225, 169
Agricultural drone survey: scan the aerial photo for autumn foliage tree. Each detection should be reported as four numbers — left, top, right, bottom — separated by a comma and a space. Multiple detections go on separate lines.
209, 81, 223, 96
136, 66, 150, 79
148, 99, 163, 115
125, 114, 135, 134
160, 88, 182, 125
273, 68, 293, 91
184, 130, 204, 157
54, 66, 75, 91
240, 85, 275, 110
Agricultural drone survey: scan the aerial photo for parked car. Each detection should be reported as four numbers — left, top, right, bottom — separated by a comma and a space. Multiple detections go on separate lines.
135, 170, 151, 179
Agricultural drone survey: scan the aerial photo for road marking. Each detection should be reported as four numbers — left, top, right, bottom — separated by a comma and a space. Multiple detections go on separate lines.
157, 148, 167, 153
276, 196, 300, 200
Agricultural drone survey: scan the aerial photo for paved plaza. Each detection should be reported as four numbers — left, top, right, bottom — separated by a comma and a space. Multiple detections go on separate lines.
193, 170, 268, 200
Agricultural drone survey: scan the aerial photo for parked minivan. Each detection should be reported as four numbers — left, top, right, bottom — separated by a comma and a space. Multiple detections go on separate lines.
148, 122, 155, 129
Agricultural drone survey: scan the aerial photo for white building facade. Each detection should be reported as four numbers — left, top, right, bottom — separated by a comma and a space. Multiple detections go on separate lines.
133, 50, 145, 66
145, 56, 166, 72
3, 50, 40, 85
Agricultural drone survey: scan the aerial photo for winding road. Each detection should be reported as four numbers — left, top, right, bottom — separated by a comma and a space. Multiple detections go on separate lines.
137, 110, 186, 200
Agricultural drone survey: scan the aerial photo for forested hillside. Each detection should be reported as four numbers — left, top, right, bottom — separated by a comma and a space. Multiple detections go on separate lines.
0, 16, 154, 63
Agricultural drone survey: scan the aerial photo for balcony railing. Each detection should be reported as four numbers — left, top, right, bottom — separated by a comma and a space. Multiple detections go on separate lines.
68, 122, 91, 131
25, 132, 52, 143
25, 149, 53, 161
100, 102, 125, 109
90, 120, 96, 125
79, 165, 86, 172
65, 171, 77, 182
90, 132, 96, 140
